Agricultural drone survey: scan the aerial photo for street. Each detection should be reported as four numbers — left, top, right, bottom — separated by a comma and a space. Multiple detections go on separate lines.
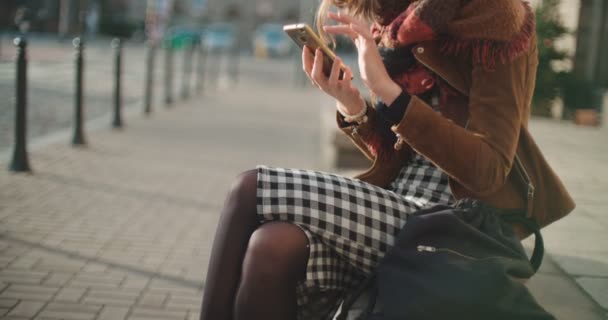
0, 35, 302, 152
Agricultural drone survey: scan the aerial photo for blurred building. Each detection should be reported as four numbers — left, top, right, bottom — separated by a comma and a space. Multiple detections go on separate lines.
573, 0, 608, 88
526, 0, 607, 90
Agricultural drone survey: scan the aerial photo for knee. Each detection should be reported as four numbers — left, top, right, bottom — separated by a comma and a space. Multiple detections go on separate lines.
227, 169, 258, 200
244, 222, 309, 279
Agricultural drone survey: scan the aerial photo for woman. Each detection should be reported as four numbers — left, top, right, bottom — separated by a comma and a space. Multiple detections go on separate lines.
200, 0, 575, 319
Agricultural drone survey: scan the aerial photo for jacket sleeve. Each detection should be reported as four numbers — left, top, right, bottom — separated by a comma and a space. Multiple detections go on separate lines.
337, 100, 400, 161
392, 50, 533, 196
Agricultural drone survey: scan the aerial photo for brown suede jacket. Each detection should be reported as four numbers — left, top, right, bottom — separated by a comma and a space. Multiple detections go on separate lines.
337, 35, 575, 238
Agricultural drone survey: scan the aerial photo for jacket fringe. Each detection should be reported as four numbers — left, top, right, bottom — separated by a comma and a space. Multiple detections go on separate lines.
440, 2, 535, 69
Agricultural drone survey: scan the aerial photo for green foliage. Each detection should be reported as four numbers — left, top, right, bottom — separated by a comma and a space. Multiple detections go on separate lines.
560, 73, 596, 110
533, 0, 570, 116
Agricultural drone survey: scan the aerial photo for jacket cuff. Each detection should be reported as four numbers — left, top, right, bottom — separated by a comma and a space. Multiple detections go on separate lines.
376, 91, 411, 125
337, 102, 397, 160
392, 95, 436, 140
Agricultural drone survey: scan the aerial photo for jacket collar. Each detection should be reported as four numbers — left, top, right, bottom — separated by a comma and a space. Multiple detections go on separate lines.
411, 41, 470, 97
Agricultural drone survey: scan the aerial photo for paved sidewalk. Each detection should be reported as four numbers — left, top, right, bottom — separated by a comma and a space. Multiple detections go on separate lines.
0, 84, 606, 319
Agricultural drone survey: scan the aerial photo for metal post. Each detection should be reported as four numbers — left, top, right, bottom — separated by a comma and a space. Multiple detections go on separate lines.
144, 40, 156, 115
181, 39, 193, 100
164, 39, 174, 106
196, 41, 207, 93
111, 38, 123, 128
228, 43, 239, 86
72, 37, 86, 145
9, 37, 31, 172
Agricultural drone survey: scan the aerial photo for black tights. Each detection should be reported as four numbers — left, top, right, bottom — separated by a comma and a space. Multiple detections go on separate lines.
200, 170, 310, 320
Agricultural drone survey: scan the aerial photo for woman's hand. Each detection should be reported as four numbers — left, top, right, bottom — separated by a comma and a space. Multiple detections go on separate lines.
302, 46, 365, 116
323, 11, 402, 105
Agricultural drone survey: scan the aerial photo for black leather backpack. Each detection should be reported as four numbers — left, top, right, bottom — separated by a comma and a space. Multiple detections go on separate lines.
335, 200, 555, 320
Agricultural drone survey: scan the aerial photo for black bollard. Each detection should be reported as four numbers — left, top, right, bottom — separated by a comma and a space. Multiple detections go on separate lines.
111, 38, 123, 128
195, 41, 207, 93
143, 40, 156, 115
9, 37, 31, 172
228, 43, 239, 86
72, 37, 86, 145
164, 39, 174, 106
181, 39, 194, 100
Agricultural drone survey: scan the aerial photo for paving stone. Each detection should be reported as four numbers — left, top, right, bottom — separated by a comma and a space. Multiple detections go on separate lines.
35, 259, 86, 273
43, 272, 74, 287
69, 280, 119, 290
137, 292, 168, 307
81, 264, 108, 273
71, 273, 125, 286
97, 306, 129, 320
166, 295, 201, 310
147, 280, 201, 295
0, 298, 19, 308
0, 280, 9, 291
129, 307, 187, 320
551, 253, 608, 278
576, 277, 608, 309
83, 296, 134, 307
187, 311, 200, 320
528, 273, 604, 319
83, 289, 140, 307
121, 275, 150, 290
1, 284, 59, 301
0, 255, 17, 266
9, 257, 40, 269
53, 287, 88, 303
38, 302, 102, 320
7, 300, 45, 318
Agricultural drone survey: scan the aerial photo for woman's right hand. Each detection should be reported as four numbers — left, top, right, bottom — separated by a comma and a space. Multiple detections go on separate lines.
302, 46, 366, 116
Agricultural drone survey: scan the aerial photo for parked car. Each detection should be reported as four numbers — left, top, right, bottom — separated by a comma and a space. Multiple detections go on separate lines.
202, 23, 237, 52
253, 23, 292, 58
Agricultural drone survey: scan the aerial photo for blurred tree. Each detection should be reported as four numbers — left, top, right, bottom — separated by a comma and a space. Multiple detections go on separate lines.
533, 0, 569, 117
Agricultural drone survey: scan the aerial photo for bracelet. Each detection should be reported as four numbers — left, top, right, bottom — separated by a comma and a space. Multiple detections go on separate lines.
339, 100, 368, 124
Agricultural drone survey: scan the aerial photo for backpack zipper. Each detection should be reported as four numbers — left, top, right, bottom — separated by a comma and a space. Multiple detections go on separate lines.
417, 245, 497, 261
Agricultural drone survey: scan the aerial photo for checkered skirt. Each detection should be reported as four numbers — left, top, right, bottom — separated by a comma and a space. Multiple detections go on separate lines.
256, 153, 454, 319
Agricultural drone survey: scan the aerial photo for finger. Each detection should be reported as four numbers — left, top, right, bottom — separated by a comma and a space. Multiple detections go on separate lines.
323, 25, 359, 39
349, 23, 373, 40
328, 11, 354, 25
311, 49, 327, 87
343, 67, 353, 87
302, 46, 314, 78
328, 56, 342, 87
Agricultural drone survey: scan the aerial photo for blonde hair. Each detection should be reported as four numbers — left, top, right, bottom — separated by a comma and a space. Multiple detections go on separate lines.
316, 0, 380, 46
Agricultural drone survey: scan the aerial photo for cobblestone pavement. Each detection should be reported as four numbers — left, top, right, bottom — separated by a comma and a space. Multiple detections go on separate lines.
0, 84, 321, 319
0, 44, 607, 318
527, 120, 608, 318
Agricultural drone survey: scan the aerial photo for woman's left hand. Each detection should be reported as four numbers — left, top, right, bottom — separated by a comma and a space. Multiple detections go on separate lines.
324, 11, 402, 104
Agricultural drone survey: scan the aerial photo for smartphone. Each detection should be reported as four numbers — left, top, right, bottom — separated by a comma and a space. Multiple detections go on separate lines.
283, 23, 346, 79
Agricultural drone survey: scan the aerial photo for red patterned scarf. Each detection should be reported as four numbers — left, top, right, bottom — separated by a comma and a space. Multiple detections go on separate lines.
373, 0, 535, 69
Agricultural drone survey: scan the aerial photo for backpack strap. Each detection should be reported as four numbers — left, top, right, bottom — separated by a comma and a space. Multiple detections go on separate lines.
500, 213, 544, 273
